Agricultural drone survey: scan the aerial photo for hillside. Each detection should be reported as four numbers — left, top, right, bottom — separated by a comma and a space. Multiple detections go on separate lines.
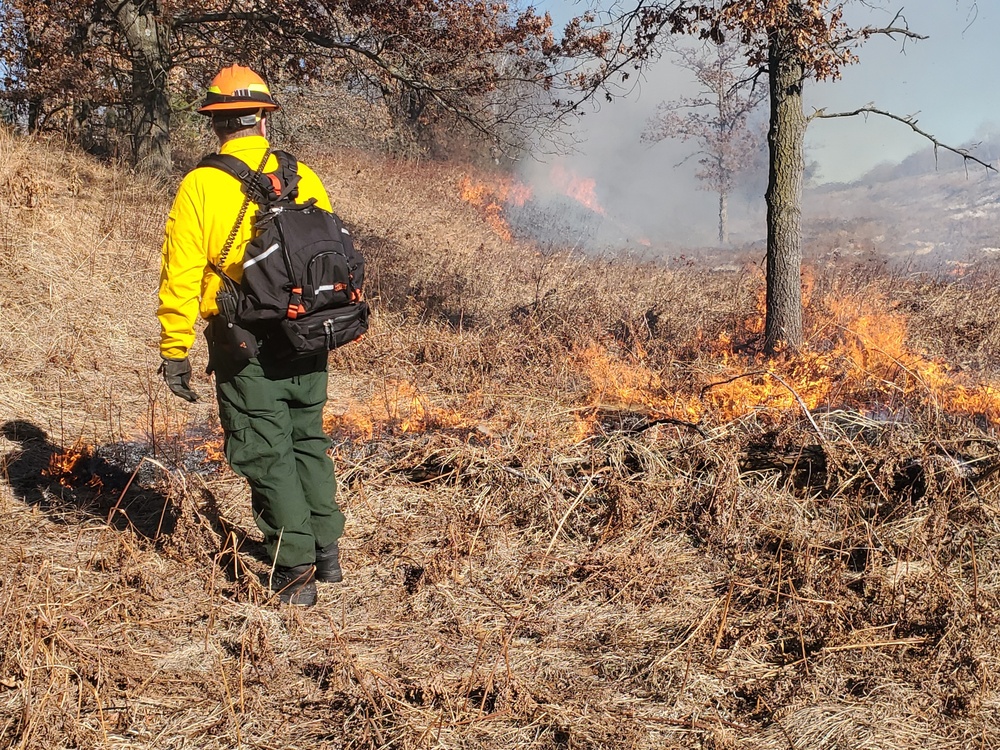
2, 129, 1000, 749
497, 138, 1000, 272
802, 141, 1000, 268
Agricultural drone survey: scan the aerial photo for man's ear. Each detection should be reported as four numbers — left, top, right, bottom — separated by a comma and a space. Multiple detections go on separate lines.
261, 116, 268, 139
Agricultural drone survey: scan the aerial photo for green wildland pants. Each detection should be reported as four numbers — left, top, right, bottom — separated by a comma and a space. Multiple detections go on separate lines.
213, 351, 344, 568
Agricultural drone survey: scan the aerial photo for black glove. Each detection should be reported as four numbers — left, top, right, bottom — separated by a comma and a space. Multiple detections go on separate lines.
159, 357, 199, 402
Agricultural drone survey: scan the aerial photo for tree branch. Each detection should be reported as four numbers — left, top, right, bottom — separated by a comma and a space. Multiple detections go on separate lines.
811, 106, 996, 172
838, 8, 927, 45
862, 26, 927, 40
172, 10, 531, 147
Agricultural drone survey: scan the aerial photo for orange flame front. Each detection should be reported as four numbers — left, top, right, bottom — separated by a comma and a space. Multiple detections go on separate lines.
458, 175, 533, 242
549, 165, 606, 216
571, 283, 1000, 440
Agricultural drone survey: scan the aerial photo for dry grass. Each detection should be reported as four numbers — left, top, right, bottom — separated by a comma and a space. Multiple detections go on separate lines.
1, 128, 1000, 749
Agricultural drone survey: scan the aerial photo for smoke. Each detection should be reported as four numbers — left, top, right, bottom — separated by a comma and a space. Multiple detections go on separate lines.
511, 1, 1000, 255
515, 48, 764, 250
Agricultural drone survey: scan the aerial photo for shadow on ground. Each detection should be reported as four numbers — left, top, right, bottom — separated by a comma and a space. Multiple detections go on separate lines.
1, 419, 179, 538
2, 419, 275, 587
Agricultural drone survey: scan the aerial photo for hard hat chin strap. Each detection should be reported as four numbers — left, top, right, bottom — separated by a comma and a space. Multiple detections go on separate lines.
212, 109, 264, 131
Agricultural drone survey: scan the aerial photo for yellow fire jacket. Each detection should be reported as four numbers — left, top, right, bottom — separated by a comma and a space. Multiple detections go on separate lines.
157, 135, 333, 360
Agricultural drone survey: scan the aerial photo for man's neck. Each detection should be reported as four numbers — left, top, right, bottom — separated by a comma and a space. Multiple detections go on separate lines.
219, 131, 262, 147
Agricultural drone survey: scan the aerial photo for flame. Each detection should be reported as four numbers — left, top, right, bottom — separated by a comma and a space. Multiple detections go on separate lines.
570, 345, 703, 442
326, 379, 484, 439
820, 292, 1000, 422
43, 441, 102, 489
189, 436, 225, 464
458, 166, 607, 239
138, 406, 227, 468
458, 175, 533, 242
549, 165, 606, 216
570, 283, 1000, 440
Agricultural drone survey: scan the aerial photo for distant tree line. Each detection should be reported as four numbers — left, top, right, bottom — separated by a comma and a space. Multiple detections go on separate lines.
0, 0, 568, 175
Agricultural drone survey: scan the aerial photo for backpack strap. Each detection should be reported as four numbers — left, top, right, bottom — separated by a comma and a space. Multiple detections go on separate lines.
196, 150, 310, 206
199, 148, 271, 276
198, 152, 279, 204
270, 150, 302, 202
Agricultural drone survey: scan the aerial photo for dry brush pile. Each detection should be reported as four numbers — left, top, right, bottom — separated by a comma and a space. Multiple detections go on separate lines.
1, 129, 1000, 749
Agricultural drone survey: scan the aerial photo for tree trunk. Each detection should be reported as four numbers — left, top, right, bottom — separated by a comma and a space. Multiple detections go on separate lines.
715, 71, 728, 247
25, 25, 43, 134
27, 100, 42, 133
718, 188, 729, 246
111, 0, 172, 176
763, 30, 807, 353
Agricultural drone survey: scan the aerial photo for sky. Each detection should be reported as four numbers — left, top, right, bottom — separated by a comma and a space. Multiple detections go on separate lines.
522, 1, 1000, 245
804, 1, 1000, 182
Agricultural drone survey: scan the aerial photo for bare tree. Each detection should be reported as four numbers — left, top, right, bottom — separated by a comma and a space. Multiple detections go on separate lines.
643, 40, 766, 245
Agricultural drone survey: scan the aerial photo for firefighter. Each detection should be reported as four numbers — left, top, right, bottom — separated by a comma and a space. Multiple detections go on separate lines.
157, 65, 343, 606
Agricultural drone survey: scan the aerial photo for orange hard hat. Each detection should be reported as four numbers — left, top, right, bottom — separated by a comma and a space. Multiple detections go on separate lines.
197, 65, 280, 114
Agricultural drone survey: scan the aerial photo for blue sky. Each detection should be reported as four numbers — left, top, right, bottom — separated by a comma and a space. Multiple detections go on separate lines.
532, 1, 999, 181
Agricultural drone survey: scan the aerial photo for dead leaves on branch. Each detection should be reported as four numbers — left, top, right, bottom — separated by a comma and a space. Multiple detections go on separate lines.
583, 1, 865, 83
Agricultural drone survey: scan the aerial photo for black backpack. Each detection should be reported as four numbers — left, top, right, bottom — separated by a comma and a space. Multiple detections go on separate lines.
199, 149, 369, 356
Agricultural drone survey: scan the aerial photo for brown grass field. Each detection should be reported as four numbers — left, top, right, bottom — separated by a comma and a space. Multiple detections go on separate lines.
2, 127, 1000, 749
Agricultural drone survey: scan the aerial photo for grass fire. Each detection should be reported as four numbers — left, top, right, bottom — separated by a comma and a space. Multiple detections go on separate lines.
2, 124, 1000, 750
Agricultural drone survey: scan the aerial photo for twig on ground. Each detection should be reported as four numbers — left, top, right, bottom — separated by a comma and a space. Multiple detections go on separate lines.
702, 370, 828, 447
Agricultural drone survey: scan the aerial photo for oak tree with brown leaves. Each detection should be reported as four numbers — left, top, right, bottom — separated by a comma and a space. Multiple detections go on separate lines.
0, 1, 560, 176
569, 0, 993, 353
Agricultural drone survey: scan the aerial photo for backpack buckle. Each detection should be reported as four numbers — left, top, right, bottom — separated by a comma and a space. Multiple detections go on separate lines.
287, 288, 307, 319
266, 173, 282, 200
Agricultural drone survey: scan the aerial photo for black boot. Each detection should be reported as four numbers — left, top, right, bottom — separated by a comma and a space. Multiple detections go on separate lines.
270, 564, 317, 606
315, 540, 342, 583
